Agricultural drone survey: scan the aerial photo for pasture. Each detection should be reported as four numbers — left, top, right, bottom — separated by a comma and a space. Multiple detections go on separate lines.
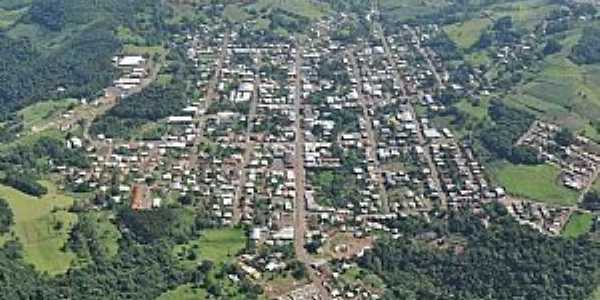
0, 181, 77, 275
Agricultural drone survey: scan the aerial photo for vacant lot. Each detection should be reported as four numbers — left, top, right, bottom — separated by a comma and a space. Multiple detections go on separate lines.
0, 181, 77, 275
562, 212, 594, 238
493, 163, 579, 206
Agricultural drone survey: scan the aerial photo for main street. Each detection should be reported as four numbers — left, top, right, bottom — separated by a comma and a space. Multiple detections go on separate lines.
347, 51, 390, 214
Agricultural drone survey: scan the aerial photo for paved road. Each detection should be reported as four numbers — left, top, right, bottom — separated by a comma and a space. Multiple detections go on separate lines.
235, 50, 262, 224
376, 23, 448, 209
292, 45, 330, 299
347, 51, 390, 214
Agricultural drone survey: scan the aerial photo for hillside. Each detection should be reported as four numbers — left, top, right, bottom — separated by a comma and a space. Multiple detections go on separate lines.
0, 0, 166, 120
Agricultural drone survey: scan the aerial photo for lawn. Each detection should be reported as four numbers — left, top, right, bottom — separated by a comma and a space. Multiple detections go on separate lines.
0, 181, 77, 275
562, 212, 594, 238
444, 18, 491, 49
493, 163, 579, 206
174, 227, 246, 269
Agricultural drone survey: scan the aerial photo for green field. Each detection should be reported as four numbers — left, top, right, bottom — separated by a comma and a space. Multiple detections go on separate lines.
17, 99, 77, 131
493, 163, 579, 206
444, 18, 491, 49
156, 284, 207, 300
174, 227, 246, 269
0, 181, 77, 275
381, 0, 449, 22
252, 0, 330, 19
562, 212, 594, 238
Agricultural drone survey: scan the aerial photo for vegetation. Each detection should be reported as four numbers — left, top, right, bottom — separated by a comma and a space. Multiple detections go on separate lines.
493, 163, 579, 206
0, 198, 14, 234
90, 83, 188, 138
360, 204, 600, 299
570, 26, 600, 65
562, 212, 594, 238
0, 182, 77, 274
477, 100, 535, 163
2, 174, 48, 197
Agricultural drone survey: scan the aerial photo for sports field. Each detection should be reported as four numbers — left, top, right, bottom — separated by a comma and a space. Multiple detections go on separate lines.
493, 163, 579, 206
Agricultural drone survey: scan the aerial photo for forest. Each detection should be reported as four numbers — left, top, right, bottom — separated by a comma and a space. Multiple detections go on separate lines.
359, 204, 600, 300
0, 0, 167, 120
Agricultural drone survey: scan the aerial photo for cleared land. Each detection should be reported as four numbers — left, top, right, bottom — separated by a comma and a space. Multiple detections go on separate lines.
0, 181, 77, 275
17, 99, 77, 132
562, 212, 594, 238
156, 284, 208, 300
493, 163, 579, 206
444, 18, 491, 49
174, 227, 246, 269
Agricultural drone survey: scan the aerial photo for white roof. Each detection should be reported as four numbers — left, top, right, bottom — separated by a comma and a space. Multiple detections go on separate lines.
119, 56, 145, 67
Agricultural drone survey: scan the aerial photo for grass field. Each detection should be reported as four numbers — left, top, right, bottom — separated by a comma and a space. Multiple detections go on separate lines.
156, 284, 208, 300
562, 212, 594, 238
174, 227, 246, 269
17, 99, 77, 131
0, 181, 77, 275
493, 163, 579, 206
252, 0, 330, 19
444, 18, 491, 49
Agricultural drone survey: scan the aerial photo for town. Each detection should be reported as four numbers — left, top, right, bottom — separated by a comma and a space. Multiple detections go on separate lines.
3, 0, 600, 299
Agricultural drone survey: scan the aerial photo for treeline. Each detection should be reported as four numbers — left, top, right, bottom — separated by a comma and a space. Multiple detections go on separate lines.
90, 82, 188, 138
0, 136, 89, 170
2, 174, 47, 197
360, 203, 600, 299
0, 198, 13, 234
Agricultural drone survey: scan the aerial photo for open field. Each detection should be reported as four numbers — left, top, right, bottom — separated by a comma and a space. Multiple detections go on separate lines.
156, 284, 208, 300
0, 181, 77, 275
487, 0, 558, 30
493, 163, 579, 206
17, 99, 77, 132
444, 18, 491, 49
562, 212, 594, 238
252, 0, 330, 19
174, 227, 246, 269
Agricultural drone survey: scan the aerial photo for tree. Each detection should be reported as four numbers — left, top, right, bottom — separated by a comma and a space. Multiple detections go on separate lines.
555, 128, 576, 147
543, 39, 562, 55
0, 198, 14, 234
570, 26, 600, 65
